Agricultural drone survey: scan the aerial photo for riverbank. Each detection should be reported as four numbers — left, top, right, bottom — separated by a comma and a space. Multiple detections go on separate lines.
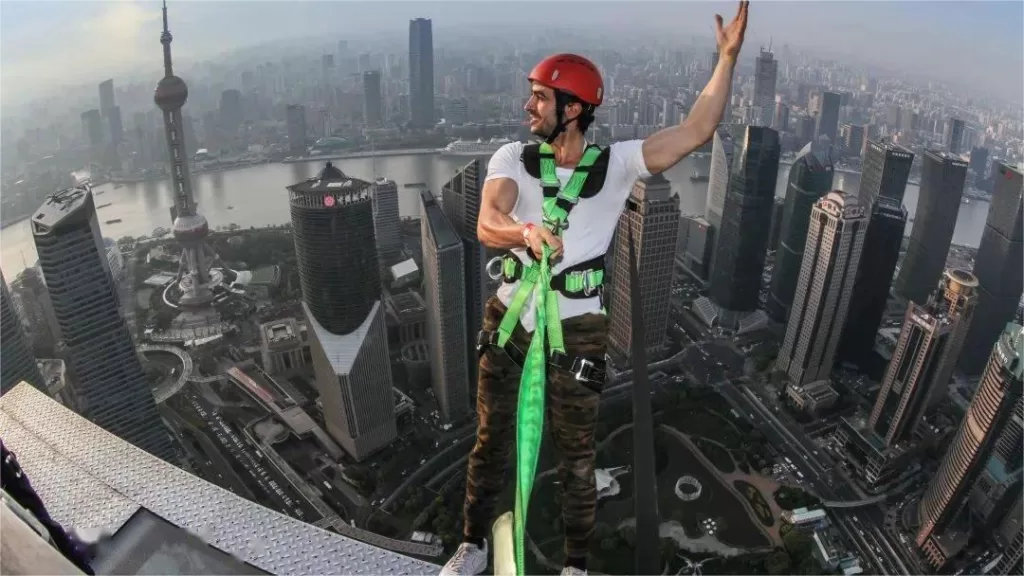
281, 148, 439, 163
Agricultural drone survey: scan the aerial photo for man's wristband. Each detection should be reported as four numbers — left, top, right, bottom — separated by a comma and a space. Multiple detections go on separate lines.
521, 223, 536, 246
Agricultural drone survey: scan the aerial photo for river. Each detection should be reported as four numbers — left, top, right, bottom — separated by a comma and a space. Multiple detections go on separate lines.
0, 152, 992, 280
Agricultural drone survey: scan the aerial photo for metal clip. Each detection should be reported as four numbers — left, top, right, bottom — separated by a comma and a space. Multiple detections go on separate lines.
486, 256, 504, 280
582, 272, 597, 297
572, 357, 595, 382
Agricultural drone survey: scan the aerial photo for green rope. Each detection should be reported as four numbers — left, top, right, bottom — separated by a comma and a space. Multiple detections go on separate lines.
513, 244, 551, 575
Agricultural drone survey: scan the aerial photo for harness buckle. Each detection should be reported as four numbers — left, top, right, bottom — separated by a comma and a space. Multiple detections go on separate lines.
543, 216, 569, 234
582, 272, 597, 297
486, 256, 504, 280
571, 357, 597, 382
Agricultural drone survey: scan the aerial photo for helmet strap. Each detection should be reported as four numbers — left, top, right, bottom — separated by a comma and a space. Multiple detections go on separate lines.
545, 90, 580, 144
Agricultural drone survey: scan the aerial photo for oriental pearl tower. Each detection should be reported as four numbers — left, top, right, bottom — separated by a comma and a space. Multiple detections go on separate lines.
154, 0, 220, 307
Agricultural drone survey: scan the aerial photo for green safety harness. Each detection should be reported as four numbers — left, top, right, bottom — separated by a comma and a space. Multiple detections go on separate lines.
481, 141, 609, 575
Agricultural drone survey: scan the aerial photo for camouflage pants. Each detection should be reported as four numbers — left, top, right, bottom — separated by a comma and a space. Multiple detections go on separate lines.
462, 296, 608, 560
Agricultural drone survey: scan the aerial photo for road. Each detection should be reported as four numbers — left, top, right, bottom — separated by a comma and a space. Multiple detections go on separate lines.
713, 378, 915, 575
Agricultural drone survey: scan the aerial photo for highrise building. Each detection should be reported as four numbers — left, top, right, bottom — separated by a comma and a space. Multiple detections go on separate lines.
777, 192, 867, 385
815, 91, 841, 146
372, 177, 402, 268
104, 106, 124, 144
408, 18, 434, 128
677, 215, 712, 280
288, 163, 396, 461
608, 174, 679, 361
869, 301, 952, 445
752, 46, 777, 128
992, 491, 1023, 575
969, 146, 990, 177
31, 185, 175, 461
768, 196, 785, 251
219, 88, 243, 135
841, 123, 865, 158
768, 142, 834, 322
1, 274, 43, 395
959, 164, 1023, 374
894, 151, 968, 303
917, 323, 1023, 569
441, 160, 489, 390
707, 125, 780, 329
81, 109, 104, 147
154, 3, 221, 308
8, 267, 61, 357
98, 78, 115, 112
704, 125, 736, 236
946, 117, 965, 154
969, 398, 1023, 530
839, 196, 908, 364
286, 104, 307, 156
923, 270, 979, 409
363, 71, 383, 126
772, 100, 789, 132
419, 190, 469, 422
857, 140, 914, 206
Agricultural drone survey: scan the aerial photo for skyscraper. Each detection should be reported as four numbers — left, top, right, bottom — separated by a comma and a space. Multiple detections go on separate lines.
363, 71, 383, 126
1, 274, 43, 395
946, 117, 965, 154
894, 151, 968, 303
708, 125, 780, 328
31, 185, 175, 461
992, 491, 1023, 575
408, 18, 434, 128
776, 192, 867, 385
98, 79, 115, 112
839, 196, 908, 365
441, 160, 488, 390
608, 174, 680, 361
815, 91, 841, 146
704, 125, 736, 235
841, 123, 865, 158
768, 142, 834, 322
218, 89, 243, 135
752, 47, 777, 128
969, 146, 990, 177
372, 177, 402, 267
923, 270, 979, 410
288, 163, 396, 461
917, 323, 1023, 569
857, 139, 914, 206
286, 104, 307, 156
969, 398, 1023, 531
959, 163, 1023, 374
868, 302, 952, 446
420, 190, 469, 423
154, 2, 220, 308
81, 109, 104, 147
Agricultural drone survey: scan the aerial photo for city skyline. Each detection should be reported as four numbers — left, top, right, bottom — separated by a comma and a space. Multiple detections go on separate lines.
1, 1, 1022, 111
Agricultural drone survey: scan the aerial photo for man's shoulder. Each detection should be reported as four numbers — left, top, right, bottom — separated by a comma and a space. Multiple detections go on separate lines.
493, 141, 526, 158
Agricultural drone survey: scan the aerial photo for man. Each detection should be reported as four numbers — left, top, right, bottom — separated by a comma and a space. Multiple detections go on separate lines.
440, 3, 748, 575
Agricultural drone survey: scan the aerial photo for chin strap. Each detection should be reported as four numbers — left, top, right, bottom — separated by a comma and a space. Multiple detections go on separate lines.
544, 91, 581, 144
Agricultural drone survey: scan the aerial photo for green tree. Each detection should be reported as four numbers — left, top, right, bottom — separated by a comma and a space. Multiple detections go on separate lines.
764, 550, 791, 575
783, 530, 813, 558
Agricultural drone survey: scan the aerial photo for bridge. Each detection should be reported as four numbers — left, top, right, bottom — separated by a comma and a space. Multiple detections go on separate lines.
138, 344, 192, 403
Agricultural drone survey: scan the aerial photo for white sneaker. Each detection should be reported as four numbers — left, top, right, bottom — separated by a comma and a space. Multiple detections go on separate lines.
439, 540, 489, 576
560, 567, 588, 576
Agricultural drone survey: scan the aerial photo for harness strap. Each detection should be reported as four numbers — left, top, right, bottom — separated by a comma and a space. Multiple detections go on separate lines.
500, 254, 605, 299
477, 330, 606, 392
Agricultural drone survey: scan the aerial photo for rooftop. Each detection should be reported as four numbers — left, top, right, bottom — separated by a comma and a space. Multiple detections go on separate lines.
419, 190, 460, 249
287, 162, 373, 196
0, 383, 434, 575
31, 184, 93, 232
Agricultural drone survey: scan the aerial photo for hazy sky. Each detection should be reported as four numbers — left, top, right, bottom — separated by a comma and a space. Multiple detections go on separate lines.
2, 1, 1022, 106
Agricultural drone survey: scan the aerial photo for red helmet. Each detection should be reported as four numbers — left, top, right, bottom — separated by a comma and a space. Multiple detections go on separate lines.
528, 53, 604, 107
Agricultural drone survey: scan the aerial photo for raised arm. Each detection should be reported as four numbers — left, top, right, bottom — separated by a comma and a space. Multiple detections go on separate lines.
641, 1, 748, 175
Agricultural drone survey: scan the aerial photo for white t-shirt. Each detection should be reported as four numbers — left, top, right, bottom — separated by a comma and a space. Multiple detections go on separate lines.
485, 139, 652, 332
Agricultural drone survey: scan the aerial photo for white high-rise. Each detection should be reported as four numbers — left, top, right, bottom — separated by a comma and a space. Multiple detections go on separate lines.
777, 192, 868, 385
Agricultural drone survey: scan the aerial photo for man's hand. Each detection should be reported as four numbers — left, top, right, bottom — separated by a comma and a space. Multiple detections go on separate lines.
716, 1, 749, 59
525, 225, 563, 262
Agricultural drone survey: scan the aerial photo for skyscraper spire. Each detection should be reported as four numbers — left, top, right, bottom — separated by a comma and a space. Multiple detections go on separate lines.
160, 0, 173, 76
